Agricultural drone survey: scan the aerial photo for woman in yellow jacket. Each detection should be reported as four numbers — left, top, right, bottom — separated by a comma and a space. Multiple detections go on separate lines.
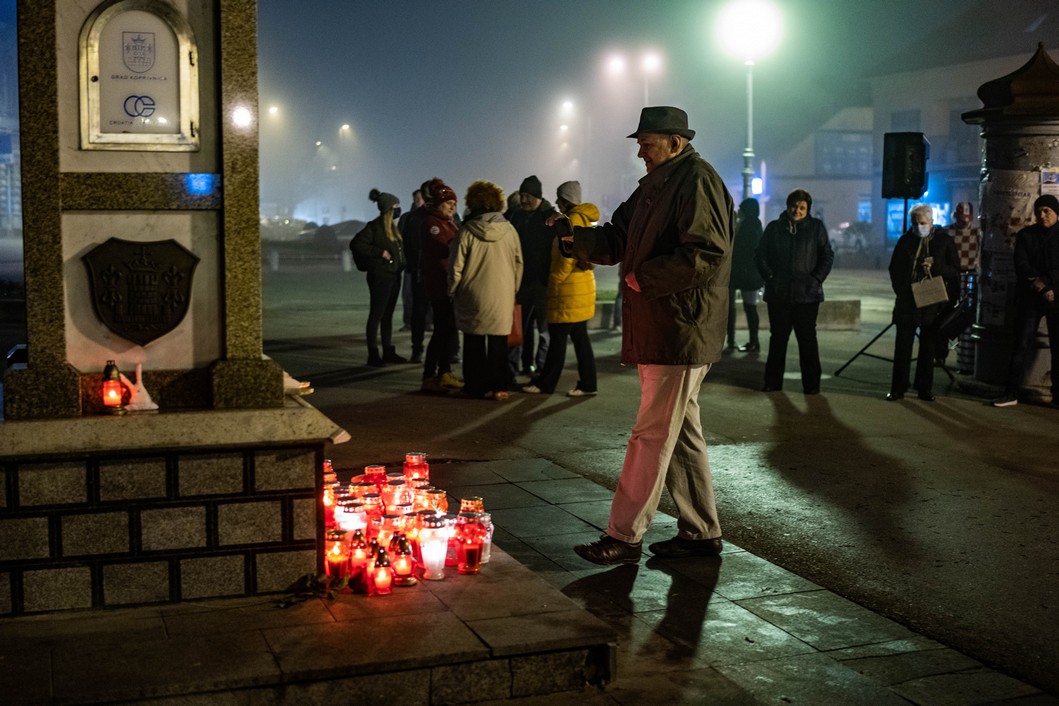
523, 181, 599, 396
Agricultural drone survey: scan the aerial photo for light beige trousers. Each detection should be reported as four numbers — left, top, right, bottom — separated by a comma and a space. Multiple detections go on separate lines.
606, 363, 722, 544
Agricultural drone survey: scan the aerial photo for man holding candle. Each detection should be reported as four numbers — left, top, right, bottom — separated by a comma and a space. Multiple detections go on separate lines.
559, 106, 734, 565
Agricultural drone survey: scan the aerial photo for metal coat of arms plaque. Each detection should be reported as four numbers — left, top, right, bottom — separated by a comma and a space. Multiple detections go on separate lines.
82, 237, 200, 346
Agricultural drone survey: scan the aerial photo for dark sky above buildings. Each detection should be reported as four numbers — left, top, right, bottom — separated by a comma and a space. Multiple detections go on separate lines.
6, 1, 1053, 224
258, 0, 1052, 222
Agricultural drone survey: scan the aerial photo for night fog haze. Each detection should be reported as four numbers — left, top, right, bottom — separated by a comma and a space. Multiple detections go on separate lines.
256, 0, 1045, 225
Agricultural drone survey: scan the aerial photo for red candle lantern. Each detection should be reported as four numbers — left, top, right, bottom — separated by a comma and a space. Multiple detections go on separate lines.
426, 489, 449, 515
364, 465, 387, 491
371, 548, 394, 595
460, 496, 485, 514
324, 529, 349, 579
455, 512, 486, 575
101, 360, 126, 414
392, 535, 418, 587
403, 452, 429, 483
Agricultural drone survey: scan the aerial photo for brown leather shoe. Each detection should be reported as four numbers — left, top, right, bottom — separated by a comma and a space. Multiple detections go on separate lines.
574, 534, 642, 565
648, 536, 723, 558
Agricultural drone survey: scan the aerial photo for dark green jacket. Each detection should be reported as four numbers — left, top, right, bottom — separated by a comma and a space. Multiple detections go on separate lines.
571, 145, 734, 365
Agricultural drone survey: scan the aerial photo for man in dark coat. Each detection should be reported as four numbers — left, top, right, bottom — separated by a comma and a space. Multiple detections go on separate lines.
992, 194, 1059, 407
562, 106, 734, 565
507, 175, 557, 376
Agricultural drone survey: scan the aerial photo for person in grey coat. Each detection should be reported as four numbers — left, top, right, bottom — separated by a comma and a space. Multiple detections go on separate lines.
450, 181, 524, 400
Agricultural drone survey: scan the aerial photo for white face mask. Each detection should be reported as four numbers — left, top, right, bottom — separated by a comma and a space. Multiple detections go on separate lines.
916, 224, 932, 237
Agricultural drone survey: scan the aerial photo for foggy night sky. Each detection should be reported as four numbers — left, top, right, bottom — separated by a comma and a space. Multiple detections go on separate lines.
250, 0, 1044, 223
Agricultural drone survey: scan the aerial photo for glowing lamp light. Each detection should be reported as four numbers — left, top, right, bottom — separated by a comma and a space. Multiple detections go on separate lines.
231, 105, 253, 128
101, 360, 125, 414
752, 177, 764, 196
456, 512, 487, 576
403, 452, 429, 483
419, 515, 451, 580
325, 529, 349, 579
392, 535, 418, 587
371, 548, 394, 595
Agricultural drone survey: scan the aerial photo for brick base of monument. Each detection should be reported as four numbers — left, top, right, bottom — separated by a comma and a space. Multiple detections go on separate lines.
0, 403, 341, 615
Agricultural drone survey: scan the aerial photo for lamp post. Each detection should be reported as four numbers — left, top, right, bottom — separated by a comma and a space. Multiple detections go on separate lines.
717, 0, 782, 201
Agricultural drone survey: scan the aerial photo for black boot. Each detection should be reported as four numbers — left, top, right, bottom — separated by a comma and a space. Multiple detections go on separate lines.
383, 346, 407, 364
367, 347, 385, 367
409, 347, 423, 364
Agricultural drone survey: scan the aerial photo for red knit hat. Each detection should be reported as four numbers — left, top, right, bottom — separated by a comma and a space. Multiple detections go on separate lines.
432, 181, 457, 205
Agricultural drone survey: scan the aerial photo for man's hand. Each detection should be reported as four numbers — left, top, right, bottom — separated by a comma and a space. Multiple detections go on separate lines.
625, 271, 640, 292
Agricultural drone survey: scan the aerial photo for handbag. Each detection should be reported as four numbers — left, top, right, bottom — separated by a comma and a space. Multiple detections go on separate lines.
911, 274, 948, 308
508, 304, 523, 347
909, 238, 948, 309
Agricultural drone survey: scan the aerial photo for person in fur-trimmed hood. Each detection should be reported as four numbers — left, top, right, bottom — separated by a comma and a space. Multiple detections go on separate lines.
449, 181, 524, 400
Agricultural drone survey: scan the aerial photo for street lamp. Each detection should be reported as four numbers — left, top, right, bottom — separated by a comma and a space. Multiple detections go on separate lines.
605, 50, 664, 106
641, 52, 661, 105
716, 0, 782, 201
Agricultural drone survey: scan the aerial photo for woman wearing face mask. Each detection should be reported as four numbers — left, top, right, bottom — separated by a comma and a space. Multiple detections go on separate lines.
886, 203, 959, 401
755, 189, 834, 394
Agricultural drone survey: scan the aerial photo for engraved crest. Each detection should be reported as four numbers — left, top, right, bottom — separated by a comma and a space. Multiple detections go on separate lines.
122, 31, 155, 73
83, 238, 199, 346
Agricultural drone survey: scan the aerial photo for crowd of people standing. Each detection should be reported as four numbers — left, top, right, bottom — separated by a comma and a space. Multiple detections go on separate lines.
345, 119, 1056, 413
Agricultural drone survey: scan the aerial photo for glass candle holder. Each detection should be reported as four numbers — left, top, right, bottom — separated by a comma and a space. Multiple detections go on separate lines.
349, 480, 376, 500
479, 512, 495, 564
361, 493, 383, 522
403, 452, 430, 483
382, 479, 408, 515
364, 465, 388, 491
392, 535, 418, 587
325, 529, 349, 579
455, 513, 486, 575
337, 500, 368, 535
426, 489, 449, 515
418, 515, 452, 580
371, 548, 394, 595
460, 496, 485, 513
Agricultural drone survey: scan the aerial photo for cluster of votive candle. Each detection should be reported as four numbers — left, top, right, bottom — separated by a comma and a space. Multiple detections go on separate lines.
321, 452, 493, 595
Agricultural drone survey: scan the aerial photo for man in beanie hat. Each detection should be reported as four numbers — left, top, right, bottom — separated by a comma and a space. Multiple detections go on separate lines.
992, 194, 1059, 407
560, 106, 735, 565
508, 175, 558, 377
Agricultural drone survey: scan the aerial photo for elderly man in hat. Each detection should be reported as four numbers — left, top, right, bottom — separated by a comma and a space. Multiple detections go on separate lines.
560, 106, 735, 565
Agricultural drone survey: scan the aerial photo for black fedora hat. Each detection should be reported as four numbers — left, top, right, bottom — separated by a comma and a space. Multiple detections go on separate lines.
627, 106, 695, 140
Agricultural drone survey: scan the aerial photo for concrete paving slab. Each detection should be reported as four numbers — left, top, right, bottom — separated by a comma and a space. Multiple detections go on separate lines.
890, 669, 1045, 705
716, 651, 912, 705
52, 631, 280, 703
467, 608, 615, 658
441, 482, 549, 510
840, 646, 984, 685
161, 595, 334, 637
639, 598, 817, 666
426, 570, 584, 622
0, 643, 51, 704
664, 549, 822, 601
516, 477, 617, 505
487, 505, 598, 539
737, 590, 917, 651
262, 612, 488, 679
